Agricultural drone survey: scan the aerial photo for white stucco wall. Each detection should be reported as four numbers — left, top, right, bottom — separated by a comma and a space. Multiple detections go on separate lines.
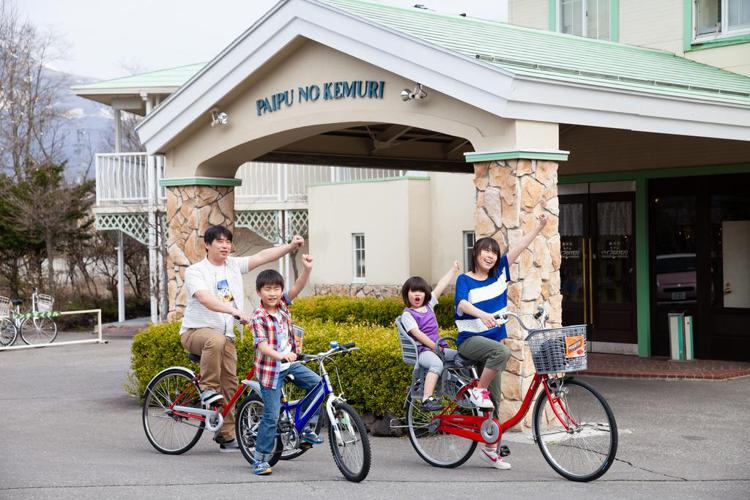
509, 0, 548, 30
429, 172, 476, 281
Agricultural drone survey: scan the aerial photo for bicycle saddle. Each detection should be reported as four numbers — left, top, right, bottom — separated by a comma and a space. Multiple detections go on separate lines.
447, 354, 477, 369
11, 299, 22, 306
187, 352, 201, 364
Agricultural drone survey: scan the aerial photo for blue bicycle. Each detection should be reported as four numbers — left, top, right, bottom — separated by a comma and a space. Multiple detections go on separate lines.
235, 341, 371, 482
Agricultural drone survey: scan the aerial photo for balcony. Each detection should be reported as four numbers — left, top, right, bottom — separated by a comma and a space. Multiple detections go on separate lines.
94, 152, 406, 210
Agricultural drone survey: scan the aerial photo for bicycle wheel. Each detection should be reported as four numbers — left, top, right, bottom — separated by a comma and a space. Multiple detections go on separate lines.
235, 393, 283, 467
19, 317, 57, 345
142, 368, 205, 454
0, 317, 17, 347
327, 401, 371, 482
406, 394, 478, 468
532, 378, 618, 482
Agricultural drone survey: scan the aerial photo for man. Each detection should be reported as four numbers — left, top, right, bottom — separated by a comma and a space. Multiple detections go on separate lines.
180, 225, 304, 452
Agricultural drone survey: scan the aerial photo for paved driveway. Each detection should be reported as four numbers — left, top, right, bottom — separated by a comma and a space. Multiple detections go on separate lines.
1, 334, 749, 499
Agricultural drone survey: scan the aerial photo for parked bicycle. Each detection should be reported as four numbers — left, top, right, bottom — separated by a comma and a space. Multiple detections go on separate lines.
396, 308, 617, 482
235, 341, 371, 482
0, 288, 58, 347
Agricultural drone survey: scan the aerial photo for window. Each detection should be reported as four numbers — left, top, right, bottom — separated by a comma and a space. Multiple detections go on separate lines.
695, 0, 750, 40
559, 0, 612, 40
463, 231, 475, 272
352, 233, 365, 281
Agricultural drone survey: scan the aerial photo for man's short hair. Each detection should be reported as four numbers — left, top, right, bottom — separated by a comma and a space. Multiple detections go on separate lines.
256, 269, 285, 291
204, 225, 233, 245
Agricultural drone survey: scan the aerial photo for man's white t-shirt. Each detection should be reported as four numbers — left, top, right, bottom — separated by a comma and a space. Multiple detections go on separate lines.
180, 256, 250, 337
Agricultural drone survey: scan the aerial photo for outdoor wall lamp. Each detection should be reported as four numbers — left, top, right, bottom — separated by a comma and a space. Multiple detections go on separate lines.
210, 108, 229, 126
400, 83, 427, 102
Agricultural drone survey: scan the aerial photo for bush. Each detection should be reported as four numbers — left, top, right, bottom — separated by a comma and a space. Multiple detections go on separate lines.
129, 319, 459, 418
291, 294, 456, 330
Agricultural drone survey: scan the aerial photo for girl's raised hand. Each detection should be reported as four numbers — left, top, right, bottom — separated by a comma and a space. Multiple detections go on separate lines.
536, 213, 548, 228
451, 260, 460, 274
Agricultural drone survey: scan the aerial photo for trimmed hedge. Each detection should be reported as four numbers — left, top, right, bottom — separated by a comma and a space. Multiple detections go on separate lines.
129, 319, 459, 418
291, 294, 456, 330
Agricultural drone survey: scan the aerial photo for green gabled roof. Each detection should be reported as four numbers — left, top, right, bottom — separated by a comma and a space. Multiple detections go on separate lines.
72, 63, 206, 92
318, 0, 750, 105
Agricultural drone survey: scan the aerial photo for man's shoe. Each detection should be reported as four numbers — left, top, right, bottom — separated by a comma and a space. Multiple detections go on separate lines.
253, 461, 272, 476
480, 447, 512, 470
300, 428, 324, 445
200, 389, 224, 407
420, 396, 444, 412
467, 387, 494, 409
218, 439, 240, 452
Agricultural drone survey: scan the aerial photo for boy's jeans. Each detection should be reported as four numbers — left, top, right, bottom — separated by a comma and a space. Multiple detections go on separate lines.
254, 363, 323, 463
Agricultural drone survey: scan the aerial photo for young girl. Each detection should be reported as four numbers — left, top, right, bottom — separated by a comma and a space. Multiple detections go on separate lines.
401, 261, 460, 411
454, 213, 548, 470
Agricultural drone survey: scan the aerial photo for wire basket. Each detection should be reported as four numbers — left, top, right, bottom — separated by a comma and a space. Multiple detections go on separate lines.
526, 325, 588, 374
36, 294, 55, 313
0, 296, 10, 318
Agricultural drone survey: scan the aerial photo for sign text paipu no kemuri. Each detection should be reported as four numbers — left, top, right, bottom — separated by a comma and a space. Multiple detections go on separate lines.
256, 80, 385, 116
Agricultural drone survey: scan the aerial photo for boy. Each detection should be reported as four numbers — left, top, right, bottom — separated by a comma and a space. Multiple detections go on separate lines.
250, 254, 323, 476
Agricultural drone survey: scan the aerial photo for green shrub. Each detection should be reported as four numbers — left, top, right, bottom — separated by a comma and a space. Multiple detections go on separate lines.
129, 319, 458, 417
291, 294, 456, 330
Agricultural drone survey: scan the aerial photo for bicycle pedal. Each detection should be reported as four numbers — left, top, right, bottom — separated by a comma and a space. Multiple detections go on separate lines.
300, 442, 313, 450
498, 445, 510, 457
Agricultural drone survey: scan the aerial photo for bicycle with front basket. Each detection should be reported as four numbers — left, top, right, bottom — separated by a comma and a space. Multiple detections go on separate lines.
235, 341, 371, 482
397, 308, 617, 482
0, 288, 58, 347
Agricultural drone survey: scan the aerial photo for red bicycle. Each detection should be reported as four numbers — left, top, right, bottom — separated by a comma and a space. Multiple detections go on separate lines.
399, 309, 618, 482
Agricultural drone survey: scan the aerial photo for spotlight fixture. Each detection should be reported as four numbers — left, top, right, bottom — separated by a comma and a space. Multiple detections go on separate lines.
400, 83, 427, 102
210, 108, 229, 126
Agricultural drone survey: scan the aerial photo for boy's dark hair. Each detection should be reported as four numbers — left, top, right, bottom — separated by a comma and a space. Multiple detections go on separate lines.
471, 237, 502, 276
401, 276, 432, 308
256, 269, 285, 291
204, 225, 233, 246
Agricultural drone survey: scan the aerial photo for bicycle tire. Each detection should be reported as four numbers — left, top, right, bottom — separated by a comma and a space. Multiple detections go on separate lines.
406, 394, 478, 468
327, 401, 371, 482
235, 393, 283, 467
0, 317, 17, 347
142, 367, 205, 454
19, 316, 57, 345
532, 378, 618, 482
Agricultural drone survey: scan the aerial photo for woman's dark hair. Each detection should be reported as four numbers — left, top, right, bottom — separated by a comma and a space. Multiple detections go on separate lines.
256, 269, 285, 291
401, 276, 432, 308
470, 237, 502, 276
204, 225, 233, 245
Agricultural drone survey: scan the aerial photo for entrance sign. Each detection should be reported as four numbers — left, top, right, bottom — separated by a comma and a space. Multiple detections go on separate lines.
256, 80, 386, 116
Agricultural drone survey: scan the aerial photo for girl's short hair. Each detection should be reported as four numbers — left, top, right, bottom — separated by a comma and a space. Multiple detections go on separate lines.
401, 276, 432, 307
256, 269, 285, 291
471, 237, 502, 276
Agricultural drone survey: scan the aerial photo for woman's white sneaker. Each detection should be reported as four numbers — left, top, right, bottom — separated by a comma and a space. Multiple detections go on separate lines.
480, 448, 512, 470
467, 387, 494, 409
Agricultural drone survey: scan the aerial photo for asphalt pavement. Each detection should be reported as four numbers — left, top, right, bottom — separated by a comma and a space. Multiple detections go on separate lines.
1, 332, 749, 499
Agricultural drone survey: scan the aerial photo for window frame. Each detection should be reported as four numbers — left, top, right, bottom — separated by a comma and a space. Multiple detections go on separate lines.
352, 233, 366, 283
554, 0, 619, 41
692, 0, 750, 43
463, 230, 476, 273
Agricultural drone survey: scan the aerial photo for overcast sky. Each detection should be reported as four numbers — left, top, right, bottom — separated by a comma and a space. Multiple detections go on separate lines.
18, 0, 507, 80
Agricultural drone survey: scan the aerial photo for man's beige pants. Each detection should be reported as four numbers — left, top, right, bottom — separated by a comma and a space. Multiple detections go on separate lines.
181, 328, 238, 441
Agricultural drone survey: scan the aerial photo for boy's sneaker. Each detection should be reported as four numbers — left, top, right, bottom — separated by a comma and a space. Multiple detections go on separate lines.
300, 428, 324, 445
467, 387, 494, 409
200, 389, 224, 407
421, 396, 444, 412
480, 447, 512, 470
253, 461, 272, 476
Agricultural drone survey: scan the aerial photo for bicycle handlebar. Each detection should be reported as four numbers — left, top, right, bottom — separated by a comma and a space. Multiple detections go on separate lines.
295, 342, 358, 364
494, 306, 548, 331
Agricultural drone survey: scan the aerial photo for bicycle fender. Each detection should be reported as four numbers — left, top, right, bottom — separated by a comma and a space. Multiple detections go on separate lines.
241, 379, 261, 395
147, 366, 196, 388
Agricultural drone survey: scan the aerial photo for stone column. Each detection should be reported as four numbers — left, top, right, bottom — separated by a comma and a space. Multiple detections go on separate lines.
164, 183, 236, 320
473, 159, 562, 429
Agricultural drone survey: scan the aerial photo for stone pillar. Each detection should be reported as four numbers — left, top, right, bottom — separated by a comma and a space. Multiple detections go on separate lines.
473, 158, 562, 429
164, 183, 236, 320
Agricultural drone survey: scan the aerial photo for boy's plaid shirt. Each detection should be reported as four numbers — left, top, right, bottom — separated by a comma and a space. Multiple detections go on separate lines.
251, 294, 300, 389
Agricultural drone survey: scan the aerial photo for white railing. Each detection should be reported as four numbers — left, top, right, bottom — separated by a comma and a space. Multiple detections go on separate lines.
95, 153, 165, 206
95, 154, 405, 207
234, 162, 405, 203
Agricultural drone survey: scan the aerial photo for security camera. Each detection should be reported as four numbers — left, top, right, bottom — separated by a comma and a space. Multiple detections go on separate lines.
400, 89, 413, 102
